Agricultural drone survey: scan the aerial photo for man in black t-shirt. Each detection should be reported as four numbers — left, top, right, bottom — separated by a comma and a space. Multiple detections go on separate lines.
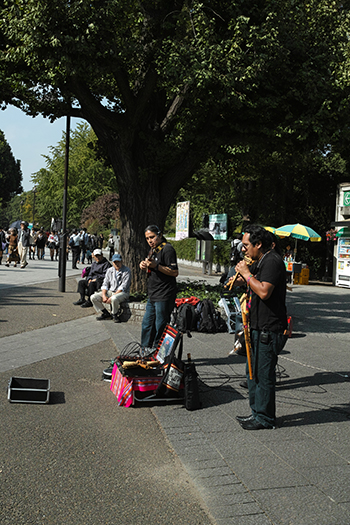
232, 225, 287, 430
140, 225, 178, 349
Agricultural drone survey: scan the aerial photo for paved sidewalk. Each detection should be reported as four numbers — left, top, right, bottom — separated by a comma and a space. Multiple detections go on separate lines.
1, 259, 350, 524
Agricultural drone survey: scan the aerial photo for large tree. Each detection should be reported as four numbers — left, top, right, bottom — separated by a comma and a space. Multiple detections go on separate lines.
0, 129, 22, 207
1, 0, 349, 288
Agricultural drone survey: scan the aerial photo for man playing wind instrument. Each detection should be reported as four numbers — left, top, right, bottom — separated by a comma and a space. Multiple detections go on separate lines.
229, 224, 287, 430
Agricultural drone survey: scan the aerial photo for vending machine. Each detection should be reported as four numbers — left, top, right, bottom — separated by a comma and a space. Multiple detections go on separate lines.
336, 237, 350, 288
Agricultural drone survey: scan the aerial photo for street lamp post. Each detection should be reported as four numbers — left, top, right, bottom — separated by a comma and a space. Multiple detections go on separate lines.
58, 114, 71, 292
20, 200, 24, 220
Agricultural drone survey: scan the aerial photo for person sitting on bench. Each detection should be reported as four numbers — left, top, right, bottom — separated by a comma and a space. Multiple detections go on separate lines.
73, 248, 111, 308
91, 253, 131, 322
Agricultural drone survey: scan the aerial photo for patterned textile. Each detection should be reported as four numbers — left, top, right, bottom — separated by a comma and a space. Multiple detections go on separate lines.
110, 363, 162, 407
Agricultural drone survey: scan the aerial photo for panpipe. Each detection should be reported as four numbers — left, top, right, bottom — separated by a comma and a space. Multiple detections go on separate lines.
240, 293, 253, 380
225, 255, 253, 290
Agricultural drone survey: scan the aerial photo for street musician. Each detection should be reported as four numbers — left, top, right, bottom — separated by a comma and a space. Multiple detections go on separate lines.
229, 225, 287, 430
139, 225, 178, 350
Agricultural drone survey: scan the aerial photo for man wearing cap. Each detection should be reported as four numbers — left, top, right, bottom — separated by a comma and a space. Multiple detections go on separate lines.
73, 249, 111, 308
91, 253, 131, 322
18, 221, 31, 268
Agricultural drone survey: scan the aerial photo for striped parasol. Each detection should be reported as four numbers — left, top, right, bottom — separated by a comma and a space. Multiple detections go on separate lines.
275, 223, 321, 242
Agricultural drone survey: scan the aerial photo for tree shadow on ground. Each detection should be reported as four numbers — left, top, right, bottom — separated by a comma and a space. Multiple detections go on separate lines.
277, 371, 350, 426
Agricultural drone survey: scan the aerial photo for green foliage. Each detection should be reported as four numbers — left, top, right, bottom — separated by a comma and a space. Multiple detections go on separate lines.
1, 0, 350, 287
129, 280, 225, 307
176, 280, 223, 307
213, 241, 231, 267
170, 238, 197, 262
172, 157, 242, 233
30, 123, 117, 228
170, 237, 231, 266
0, 192, 28, 226
0, 130, 23, 207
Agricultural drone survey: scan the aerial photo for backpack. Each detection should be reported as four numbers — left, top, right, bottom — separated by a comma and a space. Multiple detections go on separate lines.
174, 303, 199, 337
196, 299, 226, 334
196, 299, 217, 333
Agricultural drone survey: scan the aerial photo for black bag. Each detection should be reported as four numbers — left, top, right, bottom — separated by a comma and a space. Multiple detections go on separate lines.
184, 359, 201, 411
174, 303, 198, 337
196, 299, 218, 333
196, 299, 227, 333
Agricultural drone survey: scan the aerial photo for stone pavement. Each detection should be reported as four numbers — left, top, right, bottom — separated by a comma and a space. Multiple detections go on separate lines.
1, 257, 350, 524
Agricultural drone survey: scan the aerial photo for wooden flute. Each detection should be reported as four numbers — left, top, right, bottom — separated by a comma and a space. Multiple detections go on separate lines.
240, 292, 253, 380
225, 255, 253, 290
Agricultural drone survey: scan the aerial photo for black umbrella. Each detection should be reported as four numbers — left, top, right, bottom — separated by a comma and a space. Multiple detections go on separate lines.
9, 220, 21, 230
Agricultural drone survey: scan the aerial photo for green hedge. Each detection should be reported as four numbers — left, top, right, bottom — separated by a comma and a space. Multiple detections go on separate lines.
170, 238, 197, 261
170, 238, 231, 266
129, 280, 229, 307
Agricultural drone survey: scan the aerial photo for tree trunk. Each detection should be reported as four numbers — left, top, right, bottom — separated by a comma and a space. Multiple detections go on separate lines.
85, 112, 206, 291
117, 178, 170, 292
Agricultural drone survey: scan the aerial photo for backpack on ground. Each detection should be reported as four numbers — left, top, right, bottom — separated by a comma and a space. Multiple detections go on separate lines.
174, 303, 199, 337
196, 299, 226, 333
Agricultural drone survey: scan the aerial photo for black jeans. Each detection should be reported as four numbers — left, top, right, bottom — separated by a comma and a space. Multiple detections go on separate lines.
71, 246, 81, 269
77, 279, 101, 300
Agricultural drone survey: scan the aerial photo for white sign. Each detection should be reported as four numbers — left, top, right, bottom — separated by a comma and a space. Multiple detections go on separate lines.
175, 201, 190, 240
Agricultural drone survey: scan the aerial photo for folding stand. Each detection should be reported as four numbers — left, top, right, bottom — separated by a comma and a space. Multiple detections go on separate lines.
219, 295, 243, 336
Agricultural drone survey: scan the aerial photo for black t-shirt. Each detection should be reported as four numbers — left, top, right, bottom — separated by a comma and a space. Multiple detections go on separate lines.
147, 242, 178, 301
250, 250, 287, 332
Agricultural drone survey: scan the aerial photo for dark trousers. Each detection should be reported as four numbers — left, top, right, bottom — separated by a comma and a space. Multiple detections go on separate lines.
72, 246, 80, 269
247, 329, 285, 428
141, 296, 175, 349
77, 279, 100, 300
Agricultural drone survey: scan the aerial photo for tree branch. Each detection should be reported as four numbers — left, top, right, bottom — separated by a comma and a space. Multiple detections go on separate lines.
160, 85, 189, 132
69, 77, 126, 132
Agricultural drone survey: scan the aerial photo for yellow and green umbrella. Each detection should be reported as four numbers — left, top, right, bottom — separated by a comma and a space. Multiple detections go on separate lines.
264, 226, 277, 234
275, 223, 321, 242
275, 223, 321, 259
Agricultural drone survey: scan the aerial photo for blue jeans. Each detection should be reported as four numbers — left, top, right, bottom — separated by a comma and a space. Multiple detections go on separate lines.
141, 297, 175, 349
247, 329, 285, 428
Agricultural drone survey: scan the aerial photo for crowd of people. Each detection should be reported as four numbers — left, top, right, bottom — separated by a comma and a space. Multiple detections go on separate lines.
0, 224, 107, 269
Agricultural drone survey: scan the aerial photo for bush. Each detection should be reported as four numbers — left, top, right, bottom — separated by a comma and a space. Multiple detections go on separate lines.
170, 237, 231, 266
129, 280, 227, 307
170, 238, 197, 261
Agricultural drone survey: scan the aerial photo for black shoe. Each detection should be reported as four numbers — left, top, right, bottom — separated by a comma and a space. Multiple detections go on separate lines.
236, 414, 254, 423
96, 310, 112, 321
240, 419, 274, 430
81, 301, 93, 308
113, 314, 121, 323
73, 299, 85, 306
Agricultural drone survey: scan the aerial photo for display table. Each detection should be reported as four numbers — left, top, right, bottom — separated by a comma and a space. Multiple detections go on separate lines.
110, 363, 163, 407
284, 261, 302, 274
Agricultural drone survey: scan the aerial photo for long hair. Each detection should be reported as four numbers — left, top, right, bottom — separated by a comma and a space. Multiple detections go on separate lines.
144, 224, 166, 242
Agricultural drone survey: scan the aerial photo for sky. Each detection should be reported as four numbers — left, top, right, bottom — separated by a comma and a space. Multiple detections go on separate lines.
1, 105, 83, 192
